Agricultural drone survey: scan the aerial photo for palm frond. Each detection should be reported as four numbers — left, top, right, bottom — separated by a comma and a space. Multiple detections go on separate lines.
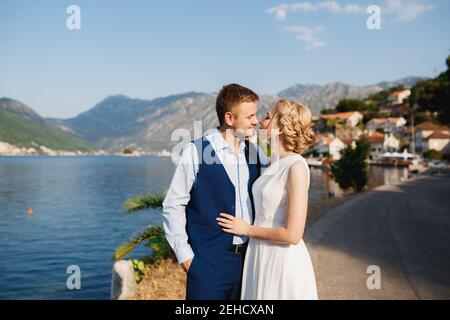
123, 191, 166, 213
113, 224, 165, 260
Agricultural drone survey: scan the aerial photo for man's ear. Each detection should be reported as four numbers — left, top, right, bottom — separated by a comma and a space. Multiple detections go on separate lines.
224, 111, 235, 127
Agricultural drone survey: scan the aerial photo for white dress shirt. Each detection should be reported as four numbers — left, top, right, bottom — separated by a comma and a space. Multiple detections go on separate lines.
162, 129, 268, 264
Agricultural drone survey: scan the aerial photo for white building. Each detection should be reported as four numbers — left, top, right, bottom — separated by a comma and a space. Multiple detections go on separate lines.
423, 132, 450, 152
384, 133, 401, 152
387, 89, 411, 105
414, 122, 450, 153
363, 131, 401, 159
366, 117, 407, 134
313, 134, 347, 160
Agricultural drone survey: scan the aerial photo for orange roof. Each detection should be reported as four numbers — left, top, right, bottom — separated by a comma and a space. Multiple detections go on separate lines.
340, 138, 354, 145
415, 122, 449, 132
321, 111, 358, 121
388, 117, 403, 123
369, 117, 403, 125
362, 131, 384, 143
371, 131, 384, 138
425, 131, 450, 140
388, 90, 410, 97
315, 134, 335, 145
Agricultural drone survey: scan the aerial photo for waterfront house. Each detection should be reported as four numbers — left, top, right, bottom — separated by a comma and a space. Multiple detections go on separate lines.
319, 111, 363, 128
414, 122, 450, 153
316, 111, 364, 140
387, 89, 411, 105
379, 104, 408, 115
366, 117, 407, 134
312, 133, 347, 160
362, 131, 401, 160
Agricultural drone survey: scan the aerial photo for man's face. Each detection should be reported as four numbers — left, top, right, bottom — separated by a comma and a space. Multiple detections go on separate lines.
231, 101, 259, 139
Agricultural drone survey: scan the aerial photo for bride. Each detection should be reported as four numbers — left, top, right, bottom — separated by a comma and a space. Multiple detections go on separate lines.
217, 99, 318, 300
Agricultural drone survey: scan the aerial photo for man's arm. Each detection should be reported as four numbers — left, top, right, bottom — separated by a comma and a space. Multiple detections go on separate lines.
162, 143, 198, 271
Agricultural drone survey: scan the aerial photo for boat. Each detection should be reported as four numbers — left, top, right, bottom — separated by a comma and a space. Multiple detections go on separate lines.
371, 150, 422, 167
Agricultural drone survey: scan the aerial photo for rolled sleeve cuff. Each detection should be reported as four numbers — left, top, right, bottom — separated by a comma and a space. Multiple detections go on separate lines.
175, 245, 195, 265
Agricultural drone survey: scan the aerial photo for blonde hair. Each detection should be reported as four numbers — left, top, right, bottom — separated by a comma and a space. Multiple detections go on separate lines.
273, 99, 315, 154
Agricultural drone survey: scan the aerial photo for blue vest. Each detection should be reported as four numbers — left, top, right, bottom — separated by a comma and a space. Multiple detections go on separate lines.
185, 138, 260, 266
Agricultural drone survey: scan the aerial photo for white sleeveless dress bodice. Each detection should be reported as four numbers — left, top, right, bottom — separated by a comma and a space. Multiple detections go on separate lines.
241, 154, 318, 300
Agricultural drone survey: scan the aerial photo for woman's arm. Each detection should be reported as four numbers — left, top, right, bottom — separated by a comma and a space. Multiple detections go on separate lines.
217, 160, 309, 245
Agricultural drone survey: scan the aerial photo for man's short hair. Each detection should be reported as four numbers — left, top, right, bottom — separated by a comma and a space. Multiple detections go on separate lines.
216, 83, 259, 127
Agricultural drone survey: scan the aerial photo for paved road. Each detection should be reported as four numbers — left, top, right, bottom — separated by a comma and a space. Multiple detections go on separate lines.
304, 174, 450, 299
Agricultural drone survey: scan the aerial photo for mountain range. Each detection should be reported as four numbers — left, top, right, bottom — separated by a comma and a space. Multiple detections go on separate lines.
1, 76, 424, 153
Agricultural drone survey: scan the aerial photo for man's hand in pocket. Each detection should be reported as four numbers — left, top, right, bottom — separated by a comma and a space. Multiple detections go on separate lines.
182, 258, 193, 273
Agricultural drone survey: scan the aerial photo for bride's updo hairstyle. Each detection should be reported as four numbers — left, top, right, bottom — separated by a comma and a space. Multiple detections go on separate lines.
272, 99, 316, 154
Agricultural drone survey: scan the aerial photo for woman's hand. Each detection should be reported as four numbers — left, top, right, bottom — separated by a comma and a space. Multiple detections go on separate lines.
217, 213, 251, 236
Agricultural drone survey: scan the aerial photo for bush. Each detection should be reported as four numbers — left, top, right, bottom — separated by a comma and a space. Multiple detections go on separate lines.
423, 149, 443, 160
330, 140, 371, 192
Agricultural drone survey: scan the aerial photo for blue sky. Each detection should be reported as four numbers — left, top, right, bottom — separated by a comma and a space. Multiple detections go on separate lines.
0, 0, 449, 118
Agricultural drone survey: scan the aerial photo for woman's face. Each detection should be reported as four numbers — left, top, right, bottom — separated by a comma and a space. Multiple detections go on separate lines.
260, 107, 276, 131
259, 106, 281, 145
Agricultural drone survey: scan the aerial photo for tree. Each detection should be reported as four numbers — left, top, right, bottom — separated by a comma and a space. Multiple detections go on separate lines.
410, 55, 450, 125
123, 148, 135, 154
366, 85, 406, 104
321, 108, 336, 115
336, 98, 366, 112
113, 192, 175, 263
330, 140, 371, 192
423, 149, 443, 160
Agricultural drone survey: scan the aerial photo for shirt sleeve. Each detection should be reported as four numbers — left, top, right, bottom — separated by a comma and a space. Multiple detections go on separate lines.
162, 142, 198, 264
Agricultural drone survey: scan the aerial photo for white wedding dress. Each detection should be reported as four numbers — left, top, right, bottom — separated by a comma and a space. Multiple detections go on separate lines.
241, 154, 318, 300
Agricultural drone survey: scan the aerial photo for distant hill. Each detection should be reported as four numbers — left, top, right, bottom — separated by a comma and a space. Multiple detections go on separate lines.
10, 76, 425, 153
0, 98, 96, 152
374, 76, 426, 90
48, 93, 279, 152
277, 77, 425, 114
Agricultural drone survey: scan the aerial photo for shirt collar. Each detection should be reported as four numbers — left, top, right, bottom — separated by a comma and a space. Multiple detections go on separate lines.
210, 128, 247, 153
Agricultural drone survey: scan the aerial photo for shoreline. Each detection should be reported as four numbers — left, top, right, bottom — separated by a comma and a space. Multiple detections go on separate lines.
0, 140, 174, 157
0, 153, 173, 158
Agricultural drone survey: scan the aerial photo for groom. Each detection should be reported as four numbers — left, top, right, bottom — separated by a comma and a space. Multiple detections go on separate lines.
162, 83, 267, 300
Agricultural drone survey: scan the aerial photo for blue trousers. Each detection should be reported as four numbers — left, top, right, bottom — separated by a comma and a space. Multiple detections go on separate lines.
186, 251, 245, 300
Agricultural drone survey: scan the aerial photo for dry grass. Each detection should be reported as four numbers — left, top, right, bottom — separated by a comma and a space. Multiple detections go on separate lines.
131, 258, 186, 300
